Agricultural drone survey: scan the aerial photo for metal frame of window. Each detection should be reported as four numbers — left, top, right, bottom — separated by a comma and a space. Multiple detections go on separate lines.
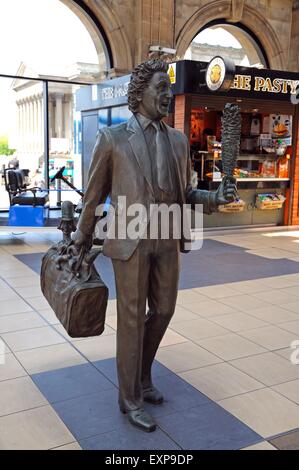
0, 73, 93, 211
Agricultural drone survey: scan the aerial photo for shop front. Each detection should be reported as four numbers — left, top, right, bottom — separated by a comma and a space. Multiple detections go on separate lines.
170, 60, 299, 228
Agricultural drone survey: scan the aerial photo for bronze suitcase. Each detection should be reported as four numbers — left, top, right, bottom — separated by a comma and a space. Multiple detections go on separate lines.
40, 242, 108, 338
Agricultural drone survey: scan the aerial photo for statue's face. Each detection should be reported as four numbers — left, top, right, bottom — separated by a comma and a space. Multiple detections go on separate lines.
137, 71, 172, 120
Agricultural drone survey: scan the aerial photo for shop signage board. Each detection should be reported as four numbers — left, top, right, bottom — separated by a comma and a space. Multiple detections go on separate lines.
76, 74, 130, 111
171, 59, 299, 102
76, 59, 299, 113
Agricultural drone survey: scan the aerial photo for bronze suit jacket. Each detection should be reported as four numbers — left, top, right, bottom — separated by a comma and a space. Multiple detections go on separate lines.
77, 114, 217, 260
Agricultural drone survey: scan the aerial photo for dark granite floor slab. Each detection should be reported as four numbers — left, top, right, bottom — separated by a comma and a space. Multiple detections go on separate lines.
31, 362, 115, 403
269, 429, 299, 450
93, 357, 171, 387
31, 358, 264, 450
157, 403, 262, 450
79, 426, 181, 451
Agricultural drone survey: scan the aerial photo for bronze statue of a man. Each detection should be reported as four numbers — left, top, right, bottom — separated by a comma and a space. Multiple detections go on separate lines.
73, 59, 236, 432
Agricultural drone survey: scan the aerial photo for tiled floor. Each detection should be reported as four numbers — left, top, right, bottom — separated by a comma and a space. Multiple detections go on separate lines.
1, 227, 299, 449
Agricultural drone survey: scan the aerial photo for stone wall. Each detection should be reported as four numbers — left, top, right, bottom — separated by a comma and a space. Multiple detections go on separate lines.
73, 0, 298, 73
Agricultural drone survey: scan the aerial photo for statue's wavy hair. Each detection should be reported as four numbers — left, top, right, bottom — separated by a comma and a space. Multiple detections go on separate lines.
127, 59, 169, 113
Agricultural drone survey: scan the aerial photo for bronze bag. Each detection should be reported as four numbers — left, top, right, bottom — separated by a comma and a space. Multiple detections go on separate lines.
40, 242, 108, 337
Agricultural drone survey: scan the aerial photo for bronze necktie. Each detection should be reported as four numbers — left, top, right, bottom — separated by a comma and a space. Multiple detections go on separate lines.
151, 121, 172, 194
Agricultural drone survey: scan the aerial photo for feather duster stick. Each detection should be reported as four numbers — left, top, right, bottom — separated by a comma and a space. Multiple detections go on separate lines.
221, 103, 241, 177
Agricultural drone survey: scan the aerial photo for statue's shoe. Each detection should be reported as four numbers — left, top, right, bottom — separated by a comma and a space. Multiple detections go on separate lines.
120, 405, 156, 433
143, 386, 164, 405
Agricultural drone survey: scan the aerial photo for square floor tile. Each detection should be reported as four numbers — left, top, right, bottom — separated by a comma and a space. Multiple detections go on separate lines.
6, 276, 39, 289
156, 341, 222, 373
170, 306, 199, 324
74, 335, 116, 362
15, 285, 43, 299
230, 352, 299, 386
104, 314, 117, 331
239, 326, 297, 351
53, 442, 82, 450
157, 403, 262, 450
0, 312, 47, 333
54, 323, 115, 342
0, 405, 75, 450
1, 299, 33, 316
259, 275, 299, 289
26, 296, 52, 311
248, 306, 299, 324
1, 326, 66, 352
171, 318, 229, 342
252, 290, 299, 305
180, 363, 264, 401
197, 333, 266, 361
194, 285, 240, 299
106, 300, 117, 317
0, 288, 20, 302
183, 299, 238, 318
280, 301, 299, 314
176, 289, 208, 305
272, 380, 299, 405
0, 376, 48, 417
273, 347, 294, 361
242, 441, 277, 450
159, 328, 187, 347
280, 286, 299, 298
0, 353, 27, 382
38, 308, 60, 325
15, 343, 87, 374
211, 312, 268, 332
224, 280, 270, 295
220, 295, 269, 313
280, 320, 299, 335
32, 363, 114, 403
219, 388, 299, 438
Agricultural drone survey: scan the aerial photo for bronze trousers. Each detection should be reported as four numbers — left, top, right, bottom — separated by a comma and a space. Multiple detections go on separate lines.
112, 238, 180, 411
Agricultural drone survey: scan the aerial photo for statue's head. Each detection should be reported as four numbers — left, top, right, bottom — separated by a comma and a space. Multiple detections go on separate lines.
128, 59, 172, 120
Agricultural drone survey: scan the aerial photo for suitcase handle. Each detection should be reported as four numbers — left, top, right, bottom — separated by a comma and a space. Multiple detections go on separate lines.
55, 242, 103, 279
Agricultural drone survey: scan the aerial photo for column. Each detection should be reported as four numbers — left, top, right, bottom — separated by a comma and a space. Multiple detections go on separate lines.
64, 96, 72, 151
37, 97, 43, 154
28, 99, 33, 154
20, 101, 25, 154
24, 99, 29, 155
48, 98, 53, 140
55, 93, 64, 138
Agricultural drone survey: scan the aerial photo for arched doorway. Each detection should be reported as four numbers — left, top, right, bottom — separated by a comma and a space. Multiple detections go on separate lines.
184, 23, 268, 68
176, 1, 285, 70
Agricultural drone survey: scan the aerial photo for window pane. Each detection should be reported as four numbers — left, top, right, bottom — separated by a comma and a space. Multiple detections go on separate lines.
0, 76, 45, 210
48, 82, 90, 207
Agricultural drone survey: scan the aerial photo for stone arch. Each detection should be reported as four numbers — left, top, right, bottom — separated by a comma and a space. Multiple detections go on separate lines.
60, 0, 133, 75
175, 0, 285, 70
